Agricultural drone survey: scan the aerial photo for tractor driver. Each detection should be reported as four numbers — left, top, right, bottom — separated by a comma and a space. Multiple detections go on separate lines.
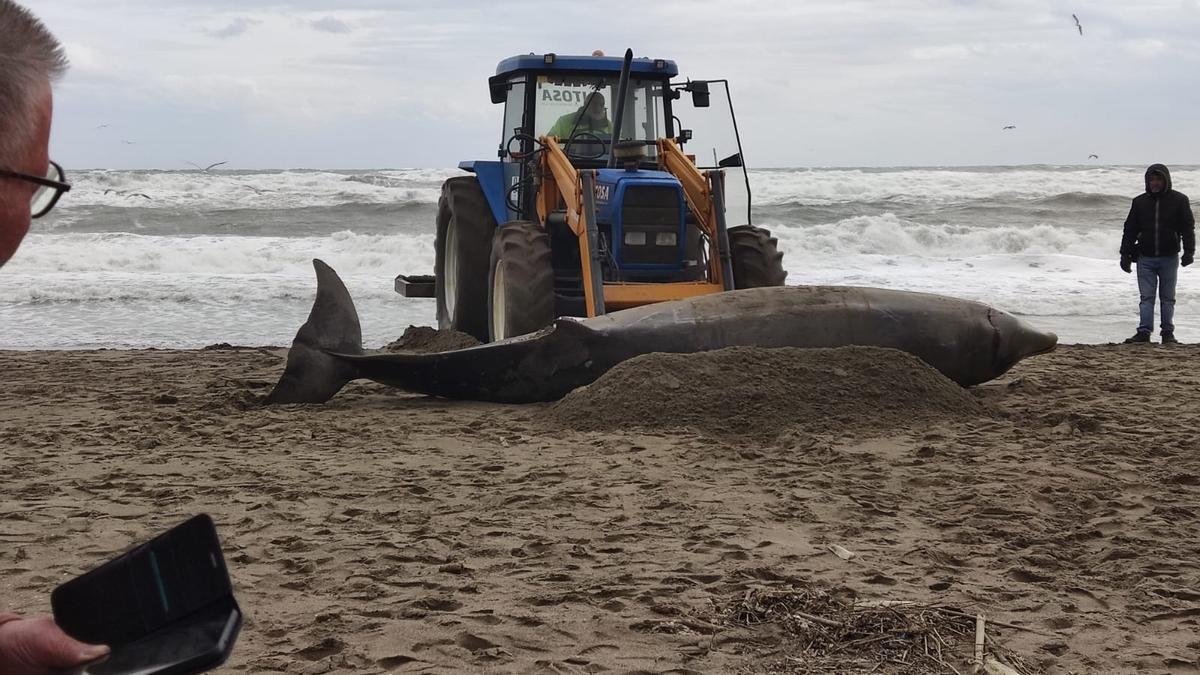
547, 91, 612, 144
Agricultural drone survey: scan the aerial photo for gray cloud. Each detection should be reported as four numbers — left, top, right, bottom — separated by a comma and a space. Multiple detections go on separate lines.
203, 17, 261, 39
310, 16, 352, 34
31, 0, 1200, 168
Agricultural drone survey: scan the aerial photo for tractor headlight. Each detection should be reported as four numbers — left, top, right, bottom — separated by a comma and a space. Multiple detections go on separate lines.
624, 231, 647, 246
655, 232, 677, 247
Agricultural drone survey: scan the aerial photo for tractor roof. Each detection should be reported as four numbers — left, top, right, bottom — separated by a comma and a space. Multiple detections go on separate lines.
494, 53, 679, 78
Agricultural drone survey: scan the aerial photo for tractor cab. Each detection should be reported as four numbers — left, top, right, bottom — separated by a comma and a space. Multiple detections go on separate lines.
402, 50, 786, 344
493, 55, 673, 169
481, 54, 687, 227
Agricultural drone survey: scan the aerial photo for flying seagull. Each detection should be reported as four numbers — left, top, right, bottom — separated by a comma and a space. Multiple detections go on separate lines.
186, 160, 228, 172
1002, 125, 1016, 130
95, 123, 111, 130
1072, 14, 1082, 35
1088, 154, 1099, 159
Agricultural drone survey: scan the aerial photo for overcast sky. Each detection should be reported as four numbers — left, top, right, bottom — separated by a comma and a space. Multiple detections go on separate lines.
25, 0, 1200, 170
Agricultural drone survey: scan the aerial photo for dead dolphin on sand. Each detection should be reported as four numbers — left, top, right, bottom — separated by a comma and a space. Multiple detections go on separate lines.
267, 260, 1058, 404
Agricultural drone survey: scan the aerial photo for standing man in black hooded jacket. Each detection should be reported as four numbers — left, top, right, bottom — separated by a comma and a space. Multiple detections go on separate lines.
1119, 163, 1195, 344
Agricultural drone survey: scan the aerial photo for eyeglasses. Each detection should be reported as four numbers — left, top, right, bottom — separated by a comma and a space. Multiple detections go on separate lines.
0, 160, 71, 218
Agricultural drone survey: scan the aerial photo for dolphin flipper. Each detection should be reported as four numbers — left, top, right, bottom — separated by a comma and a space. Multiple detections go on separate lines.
266, 259, 363, 403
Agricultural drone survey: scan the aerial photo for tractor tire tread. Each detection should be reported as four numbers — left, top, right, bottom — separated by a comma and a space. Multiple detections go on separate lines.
489, 221, 555, 341
728, 225, 787, 288
435, 176, 496, 342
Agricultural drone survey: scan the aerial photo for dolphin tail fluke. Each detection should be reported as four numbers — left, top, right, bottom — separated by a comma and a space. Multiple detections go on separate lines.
266, 259, 363, 404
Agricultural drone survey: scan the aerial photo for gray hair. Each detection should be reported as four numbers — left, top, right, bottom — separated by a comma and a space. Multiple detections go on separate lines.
0, 0, 68, 160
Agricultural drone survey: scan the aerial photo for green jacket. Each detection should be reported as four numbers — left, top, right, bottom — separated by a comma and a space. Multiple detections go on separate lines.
548, 110, 612, 140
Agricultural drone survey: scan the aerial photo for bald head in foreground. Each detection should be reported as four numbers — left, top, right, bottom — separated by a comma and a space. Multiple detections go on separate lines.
0, 0, 70, 267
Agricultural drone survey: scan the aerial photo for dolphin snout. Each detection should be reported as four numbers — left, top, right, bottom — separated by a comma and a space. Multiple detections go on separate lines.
1022, 328, 1058, 357
990, 311, 1058, 371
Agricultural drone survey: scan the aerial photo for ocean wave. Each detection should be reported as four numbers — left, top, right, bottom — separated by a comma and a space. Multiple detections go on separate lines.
12, 215, 1122, 286
0, 294, 434, 350
0, 275, 371, 305
748, 166, 1199, 207
57, 166, 1200, 214
4, 231, 435, 278
764, 214, 1117, 258
59, 168, 459, 211
1030, 191, 1127, 208
33, 202, 438, 237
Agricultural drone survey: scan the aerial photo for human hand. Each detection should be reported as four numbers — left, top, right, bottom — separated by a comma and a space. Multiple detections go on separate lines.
0, 615, 110, 675
1120, 256, 1132, 273
1182, 253, 1194, 267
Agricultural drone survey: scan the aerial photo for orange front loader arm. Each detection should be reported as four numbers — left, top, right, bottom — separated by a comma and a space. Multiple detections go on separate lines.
658, 138, 727, 289
538, 136, 605, 316
536, 137, 584, 236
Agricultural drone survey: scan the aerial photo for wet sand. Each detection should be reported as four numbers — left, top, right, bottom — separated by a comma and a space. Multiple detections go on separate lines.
2, 342, 1198, 673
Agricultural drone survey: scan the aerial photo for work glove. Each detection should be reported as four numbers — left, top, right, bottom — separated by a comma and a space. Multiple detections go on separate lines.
1183, 253, 1194, 267
1120, 256, 1132, 274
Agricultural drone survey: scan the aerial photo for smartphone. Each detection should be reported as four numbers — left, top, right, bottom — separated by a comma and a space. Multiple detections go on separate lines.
51, 514, 242, 675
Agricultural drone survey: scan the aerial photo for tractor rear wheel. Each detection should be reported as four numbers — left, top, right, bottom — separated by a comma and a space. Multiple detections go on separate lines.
488, 221, 555, 341
728, 225, 787, 288
435, 176, 496, 342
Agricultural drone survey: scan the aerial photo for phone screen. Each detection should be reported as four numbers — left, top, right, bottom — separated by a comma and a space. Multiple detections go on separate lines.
52, 515, 240, 675
53, 515, 232, 645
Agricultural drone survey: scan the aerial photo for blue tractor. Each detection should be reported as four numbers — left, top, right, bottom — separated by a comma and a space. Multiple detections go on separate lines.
398, 49, 787, 342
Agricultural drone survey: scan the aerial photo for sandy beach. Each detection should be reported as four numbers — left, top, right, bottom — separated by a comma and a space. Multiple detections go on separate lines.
2, 340, 1199, 674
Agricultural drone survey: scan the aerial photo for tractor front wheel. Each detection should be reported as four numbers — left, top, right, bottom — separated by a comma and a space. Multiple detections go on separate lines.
728, 225, 787, 288
435, 176, 496, 342
488, 221, 555, 341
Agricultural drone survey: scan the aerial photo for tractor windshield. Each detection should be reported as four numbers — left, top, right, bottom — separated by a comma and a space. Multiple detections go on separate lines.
534, 74, 665, 161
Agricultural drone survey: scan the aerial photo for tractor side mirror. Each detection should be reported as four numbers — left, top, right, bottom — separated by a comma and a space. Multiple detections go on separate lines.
488, 75, 509, 104
689, 81, 710, 108
718, 152, 743, 168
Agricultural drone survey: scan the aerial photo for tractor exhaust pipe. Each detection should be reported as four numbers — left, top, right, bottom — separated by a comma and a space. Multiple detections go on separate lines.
607, 48, 634, 169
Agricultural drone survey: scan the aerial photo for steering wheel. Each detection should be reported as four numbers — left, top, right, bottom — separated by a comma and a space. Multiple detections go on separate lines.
564, 131, 608, 160
505, 133, 540, 160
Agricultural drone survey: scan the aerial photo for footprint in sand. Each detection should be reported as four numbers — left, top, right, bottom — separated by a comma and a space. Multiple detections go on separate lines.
456, 632, 500, 651
376, 654, 422, 669
1067, 587, 1110, 612
579, 644, 620, 655
294, 636, 345, 661
1007, 567, 1054, 584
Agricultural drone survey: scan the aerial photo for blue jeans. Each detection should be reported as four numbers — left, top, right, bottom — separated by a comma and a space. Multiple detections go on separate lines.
1136, 255, 1179, 335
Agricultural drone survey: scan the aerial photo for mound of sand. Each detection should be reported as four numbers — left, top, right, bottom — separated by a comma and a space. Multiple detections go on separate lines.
383, 326, 480, 353
550, 346, 985, 440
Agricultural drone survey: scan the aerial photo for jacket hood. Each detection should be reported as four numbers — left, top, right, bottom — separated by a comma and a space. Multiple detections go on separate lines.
1145, 163, 1172, 193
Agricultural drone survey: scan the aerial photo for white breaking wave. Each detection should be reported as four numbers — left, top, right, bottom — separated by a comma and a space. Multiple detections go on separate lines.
7, 216, 1117, 296
0, 232, 431, 313
63, 168, 461, 210
764, 215, 1118, 259
61, 165, 1200, 212
749, 166, 1200, 206
4, 231, 433, 279
2, 220, 1166, 332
